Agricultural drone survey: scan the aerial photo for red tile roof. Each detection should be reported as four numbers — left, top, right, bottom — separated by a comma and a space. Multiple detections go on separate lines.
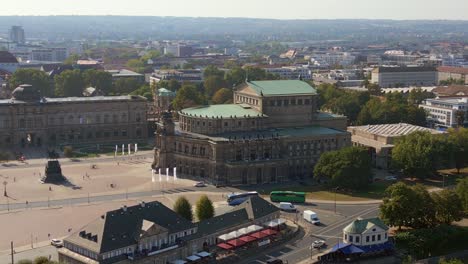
437, 66, 468, 75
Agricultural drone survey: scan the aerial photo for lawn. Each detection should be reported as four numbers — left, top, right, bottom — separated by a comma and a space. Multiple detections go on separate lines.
256, 181, 392, 201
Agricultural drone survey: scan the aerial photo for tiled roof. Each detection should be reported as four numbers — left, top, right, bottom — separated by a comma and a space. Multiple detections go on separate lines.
66, 201, 195, 253
180, 104, 263, 119
432, 85, 468, 96
349, 123, 443, 137
0, 51, 18, 63
235, 195, 279, 220
437, 66, 468, 75
343, 218, 388, 234
245, 80, 316, 96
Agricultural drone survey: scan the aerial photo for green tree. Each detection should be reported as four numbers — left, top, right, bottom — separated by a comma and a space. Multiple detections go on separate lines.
9, 69, 52, 96
203, 75, 226, 97
391, 132, 448, 179
367, 83, 381, 95
173, 196, 193, 221
172, 84, 206, 110
212, 88, 233, 104
203, 65, 224, 79
82, 69, 113, 95
432, 189, 464, 225
455, 110, 465, 128
195, 195, 214, 221
130, 84, 153, 101
16, 260, 33, 264
380, 182, 419, 230
411, 184, 436, 228
64, 54, 80, 65
447, 128, 468, 174
0, 152, 11, 162
408, 87, 435, 105
313, 147, 372, 190
113, 78, 141, 95
33, 256, 49, 264
54, 69, 85, 97
225, 66, 246, 86
455, 177, 468, 213
126, 59, 147, 73
439, 258, 464, 264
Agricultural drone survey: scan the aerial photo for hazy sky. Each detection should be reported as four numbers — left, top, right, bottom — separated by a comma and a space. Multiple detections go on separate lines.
2, 0, 468, 20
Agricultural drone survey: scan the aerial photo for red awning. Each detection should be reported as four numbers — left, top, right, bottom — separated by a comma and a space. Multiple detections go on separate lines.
261, 229, 278, 236
250, 231, 269, 239
227, 238, 247, 247
239, 235, 257, 243
217, 243, 233, 250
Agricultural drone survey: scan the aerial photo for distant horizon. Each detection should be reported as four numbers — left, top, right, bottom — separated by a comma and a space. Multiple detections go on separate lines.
2, 0, 468, 20
0, 15, 467, 22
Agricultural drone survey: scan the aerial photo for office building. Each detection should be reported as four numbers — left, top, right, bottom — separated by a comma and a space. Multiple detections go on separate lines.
371, 66, 437, 88
9, 26, 25, 44
419, 97, 468, 128
437, 66, 468, 85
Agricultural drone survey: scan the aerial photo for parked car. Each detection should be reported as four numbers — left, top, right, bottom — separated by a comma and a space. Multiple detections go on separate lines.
303, 210, 320, 225
279, 202, 296, 212
266, 259, 287, 264
51, 239, 63, 248
312, 240, 326, 248
385, 176, 397, 181
194, 181, 206, 187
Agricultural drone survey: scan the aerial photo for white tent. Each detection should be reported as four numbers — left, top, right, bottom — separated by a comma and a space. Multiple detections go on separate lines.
247, 225, 263, 233
227, 230, 242, 238
186, 255, 201, 261
218, 233, 235, 241
196, 251, 211, 258
264, 218, 286, 228
237, 227, 250, 236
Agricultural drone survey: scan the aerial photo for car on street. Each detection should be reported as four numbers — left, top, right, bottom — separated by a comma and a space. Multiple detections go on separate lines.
385, 176, 398, 181
279, 202, 297, 212
312, 240, 326, 248
51, 239, 63, 248
194, 181, 206, 187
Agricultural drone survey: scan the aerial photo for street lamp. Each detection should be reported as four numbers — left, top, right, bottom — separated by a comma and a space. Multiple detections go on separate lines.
3, 181, 7, 197
333, 187, 339, 214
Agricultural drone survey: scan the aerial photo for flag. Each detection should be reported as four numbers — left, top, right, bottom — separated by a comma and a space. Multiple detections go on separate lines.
174, 167, 177, 180
151, 169, 155, 183
158, 168, 162, 182
122, 144, 125, 156
128, 144, 131, 155
166, 168, 169, 181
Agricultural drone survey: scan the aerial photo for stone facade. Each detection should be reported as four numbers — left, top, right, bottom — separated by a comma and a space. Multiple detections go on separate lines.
0, 85, 148, 149
154, 80, 351, 186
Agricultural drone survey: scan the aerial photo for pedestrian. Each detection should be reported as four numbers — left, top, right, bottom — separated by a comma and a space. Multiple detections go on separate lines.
83, 175, 85, 180
13, 177, 16, 182
49, 186, 52, 191
117, 162, 120, 166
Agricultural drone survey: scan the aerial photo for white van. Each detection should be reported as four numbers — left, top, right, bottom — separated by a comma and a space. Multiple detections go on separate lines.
279, 202, 296, 212
303, 210, 320, 225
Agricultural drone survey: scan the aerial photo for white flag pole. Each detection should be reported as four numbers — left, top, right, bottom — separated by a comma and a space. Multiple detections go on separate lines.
135, 143, 138, 153
158, 168, 162, 182
174, 167, 177, 180
166, 168, 169, 182
128, 144, 131, 155
151, 169, 155, 183
122, 144, 125, 156
114, 145, 117, 158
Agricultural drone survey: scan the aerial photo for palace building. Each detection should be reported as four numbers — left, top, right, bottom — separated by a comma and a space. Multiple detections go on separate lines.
0, 84, 148, 149
153, 80, 351, 186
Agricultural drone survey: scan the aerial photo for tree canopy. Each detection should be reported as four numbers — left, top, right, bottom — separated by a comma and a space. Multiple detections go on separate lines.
313, 146, 372, 190
9, 69, 52, 96
82, 69, 113, 95
195, 195, 214, 221
455, 177, 468, 213
173, 196, 193, 221
212, 88, 233, 104
432, 189, 464, 225
54, 69, 85, 97
172, 84, 206, 110
113, 78, 141, 95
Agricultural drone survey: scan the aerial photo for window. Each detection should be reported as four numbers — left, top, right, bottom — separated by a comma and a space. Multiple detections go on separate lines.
122, 130, 127, 137
269, 100, 274, 106
224, 122, 228, 127
345, 234, 347, 240
372, 235, 375, 242
305, 99, 311, 105
113, 130, 119, 136
385, 233, 387, 239
356, 236, 360, 243
377, 234, 381, 241
291, 99, 296, 105
283, 99, 289, 106
276, 100, 281, 106
298, 99, 303, 105
349, 235, 353, 242
366, 236, 369, 242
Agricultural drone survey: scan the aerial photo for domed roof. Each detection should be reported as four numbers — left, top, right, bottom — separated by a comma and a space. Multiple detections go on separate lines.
11, 84, 41, 101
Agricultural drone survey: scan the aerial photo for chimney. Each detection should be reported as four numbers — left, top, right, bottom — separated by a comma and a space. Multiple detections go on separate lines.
141, 201, 146, 208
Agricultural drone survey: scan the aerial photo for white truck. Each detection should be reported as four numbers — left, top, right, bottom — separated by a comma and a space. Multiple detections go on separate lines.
303, 210, 320, 225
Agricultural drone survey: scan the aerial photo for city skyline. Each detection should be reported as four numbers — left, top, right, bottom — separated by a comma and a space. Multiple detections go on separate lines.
2, 0, 468, 20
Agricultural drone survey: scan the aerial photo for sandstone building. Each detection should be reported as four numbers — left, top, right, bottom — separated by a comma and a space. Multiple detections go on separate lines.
0, 84, 148, 149
153, 80, 351, 186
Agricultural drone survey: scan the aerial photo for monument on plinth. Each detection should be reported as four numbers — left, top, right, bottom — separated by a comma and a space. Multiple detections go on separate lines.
42, 160, 66, 183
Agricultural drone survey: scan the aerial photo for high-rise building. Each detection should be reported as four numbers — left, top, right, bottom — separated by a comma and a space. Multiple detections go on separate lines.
8, 26, 25, 44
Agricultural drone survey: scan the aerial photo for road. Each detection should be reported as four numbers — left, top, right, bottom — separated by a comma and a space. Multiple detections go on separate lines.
239, 203, 380, 264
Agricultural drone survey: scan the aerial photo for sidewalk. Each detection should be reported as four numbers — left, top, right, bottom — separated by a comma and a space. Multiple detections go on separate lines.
306, 198, 382, 205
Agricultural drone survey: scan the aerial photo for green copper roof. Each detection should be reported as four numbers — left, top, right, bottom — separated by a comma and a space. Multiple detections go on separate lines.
180, 104, 263, 119
343, 218, 389, 234
158, 88, 176, 96
246, 80, 316, 96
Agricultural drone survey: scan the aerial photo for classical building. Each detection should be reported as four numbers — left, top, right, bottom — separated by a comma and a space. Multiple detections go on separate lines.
343, 217, 389, 246
58, 196, 280, 264
0, 84, 148, 149
371, 66, 437, 88
437, 66, 468, 85
347, 123, 444, 169
419, 97, 468, 128
153, 80, 351, 186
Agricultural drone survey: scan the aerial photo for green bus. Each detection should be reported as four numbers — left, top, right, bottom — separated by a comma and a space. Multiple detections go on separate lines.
270, 191, 306, 203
